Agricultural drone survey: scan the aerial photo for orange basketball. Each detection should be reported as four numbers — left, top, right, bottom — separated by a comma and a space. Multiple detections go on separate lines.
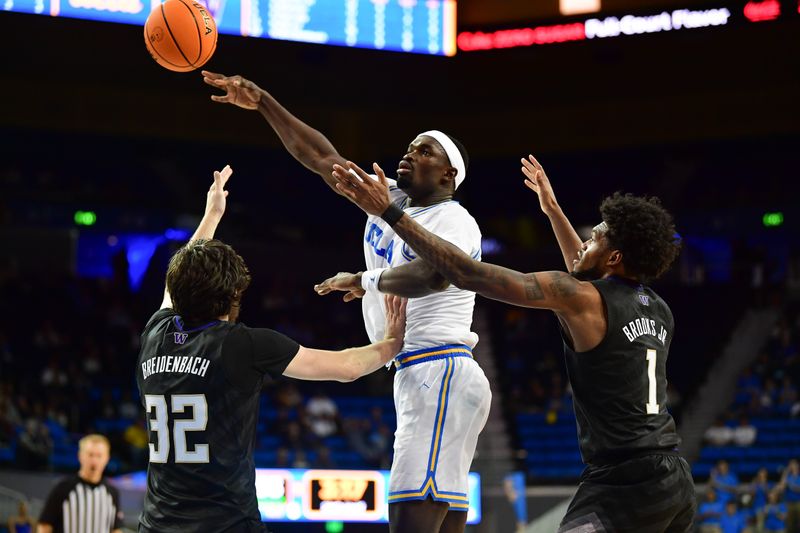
144, 0, 217, 72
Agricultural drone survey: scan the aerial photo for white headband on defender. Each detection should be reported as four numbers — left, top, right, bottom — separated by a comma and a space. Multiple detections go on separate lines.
419, 130, 466, 190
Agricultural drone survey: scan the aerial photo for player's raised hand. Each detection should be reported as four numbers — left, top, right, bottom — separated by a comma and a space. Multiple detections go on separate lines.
202, 71, 261, 110
521, 155, 559, 215
332, 162, 392, 216
205, 164, 232, 219
314, 271, 365, 303
383, 294, 407, 350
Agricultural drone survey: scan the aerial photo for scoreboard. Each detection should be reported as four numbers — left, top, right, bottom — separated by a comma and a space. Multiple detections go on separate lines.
114, 468, 482, 524
256, 468, 481, 523
1, 0, 457, 56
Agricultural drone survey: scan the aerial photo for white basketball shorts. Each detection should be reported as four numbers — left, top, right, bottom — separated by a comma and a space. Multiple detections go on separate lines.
387, 344, 491, 510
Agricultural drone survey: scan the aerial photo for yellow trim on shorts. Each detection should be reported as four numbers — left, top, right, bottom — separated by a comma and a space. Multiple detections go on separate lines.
428, 358, 455, 473
396, 347, 472, 366
387, 478, 469, 502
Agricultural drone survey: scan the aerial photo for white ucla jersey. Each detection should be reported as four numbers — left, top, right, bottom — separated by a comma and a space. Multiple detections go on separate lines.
361, 178, 482, 353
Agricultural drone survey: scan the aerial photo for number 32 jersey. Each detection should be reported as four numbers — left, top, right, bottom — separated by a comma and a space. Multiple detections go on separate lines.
562, 276, 681, 465
136, 308, 299, 532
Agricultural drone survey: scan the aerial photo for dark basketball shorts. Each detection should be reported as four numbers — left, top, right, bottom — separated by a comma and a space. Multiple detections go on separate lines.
558, 452, 696, 533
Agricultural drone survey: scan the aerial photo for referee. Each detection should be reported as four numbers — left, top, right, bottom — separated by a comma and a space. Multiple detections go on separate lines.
38, 434, 123, 533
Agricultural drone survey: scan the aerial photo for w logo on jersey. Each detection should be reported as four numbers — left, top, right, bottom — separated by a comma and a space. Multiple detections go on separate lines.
638, 294, 650, 306
174, 332, 188, 344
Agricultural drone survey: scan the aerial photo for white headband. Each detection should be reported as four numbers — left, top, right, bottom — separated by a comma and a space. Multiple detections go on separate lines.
419, 130, 467, 190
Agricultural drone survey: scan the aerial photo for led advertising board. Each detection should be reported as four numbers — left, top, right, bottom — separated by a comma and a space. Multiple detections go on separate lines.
2, 0, 457, 56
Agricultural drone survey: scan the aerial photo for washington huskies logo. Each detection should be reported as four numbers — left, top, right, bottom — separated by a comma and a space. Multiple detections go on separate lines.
174, 332, 188, 345
638, 294, 650, 306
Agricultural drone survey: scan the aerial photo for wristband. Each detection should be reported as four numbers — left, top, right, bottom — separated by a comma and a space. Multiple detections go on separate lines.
380, 204, 404, 226
361, 268, 388, 292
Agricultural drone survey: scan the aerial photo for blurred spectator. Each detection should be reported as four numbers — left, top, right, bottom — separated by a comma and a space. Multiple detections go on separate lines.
705, 419, 734, 447
314, 446, 336, 469
698, 489, 724, 533
719, 501, 746, 533
761, 379, 778, 412
123, 417, 149, 469
44, 399, 68, 431
305, 390, 339, 439
731, 416, 757, 447
292, 450, 309, 469
281, 421, 315, 453
0, 395, 20, 447
527, 378, 547, 412
763, 490, 787, 533
778, 376, 799, 416
40, 357, 67, 388
273, 408, 294, 441
8, 501, 36, 533
343, 417, 371, 462
274, 382, 303, 410
750, 467, 772, 529
711, 460, 739, 504
81, 338, 102, 376
275, 447, 290, 468
367, 423, 393, 470
780, 460, 800, 531
17, 418, 52, 470
343, 413, 392, 469
97, 389, 117, 420
738, 368, 761, 396
38, 434, 122, 533
33, 320, 64, 352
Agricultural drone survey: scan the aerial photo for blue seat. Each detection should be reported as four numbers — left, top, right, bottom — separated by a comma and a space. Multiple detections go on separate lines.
692, 463, 714, 477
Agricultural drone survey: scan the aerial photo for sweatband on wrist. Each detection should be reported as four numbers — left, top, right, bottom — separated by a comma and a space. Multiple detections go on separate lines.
361, 268, 388, 292
380, 204, 404, 226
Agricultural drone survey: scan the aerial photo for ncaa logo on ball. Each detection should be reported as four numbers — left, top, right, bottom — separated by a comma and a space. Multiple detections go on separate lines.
149, 26, 164, 43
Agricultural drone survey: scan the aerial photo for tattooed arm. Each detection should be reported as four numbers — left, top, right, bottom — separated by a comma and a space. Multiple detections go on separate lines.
331, 161, 597, 315
387, 216, 590, 312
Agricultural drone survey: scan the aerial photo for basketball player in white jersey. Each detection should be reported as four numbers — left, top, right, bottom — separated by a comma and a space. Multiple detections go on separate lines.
202, 70, 491, 533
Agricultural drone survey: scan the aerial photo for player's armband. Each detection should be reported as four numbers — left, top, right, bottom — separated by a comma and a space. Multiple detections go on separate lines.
361, 268, 388, 292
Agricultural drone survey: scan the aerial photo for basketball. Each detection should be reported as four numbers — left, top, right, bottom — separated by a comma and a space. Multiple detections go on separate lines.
144, 0, 217, 72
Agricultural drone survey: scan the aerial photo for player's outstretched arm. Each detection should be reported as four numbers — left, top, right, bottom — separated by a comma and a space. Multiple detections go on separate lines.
283, 295, 407, 382
332, 162, 595, 313
521, 155, 583, 272
202, 71, 346, 195
314, 261, 448, 301
160, 165, 232, 310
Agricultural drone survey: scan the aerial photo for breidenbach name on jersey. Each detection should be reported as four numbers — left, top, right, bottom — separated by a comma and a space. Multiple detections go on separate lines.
141, 355, 211, 380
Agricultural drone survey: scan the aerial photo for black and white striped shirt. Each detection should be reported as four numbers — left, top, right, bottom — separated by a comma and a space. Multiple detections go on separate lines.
40, 475, 122, 533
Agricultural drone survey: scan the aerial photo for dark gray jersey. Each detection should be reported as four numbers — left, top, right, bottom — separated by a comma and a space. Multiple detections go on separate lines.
136, 309, 299, 532
562, 277, 680, 464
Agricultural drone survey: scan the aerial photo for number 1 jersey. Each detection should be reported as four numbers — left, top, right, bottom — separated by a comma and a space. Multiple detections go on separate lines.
136, 308, 299, 532
562, 276, 681, 465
